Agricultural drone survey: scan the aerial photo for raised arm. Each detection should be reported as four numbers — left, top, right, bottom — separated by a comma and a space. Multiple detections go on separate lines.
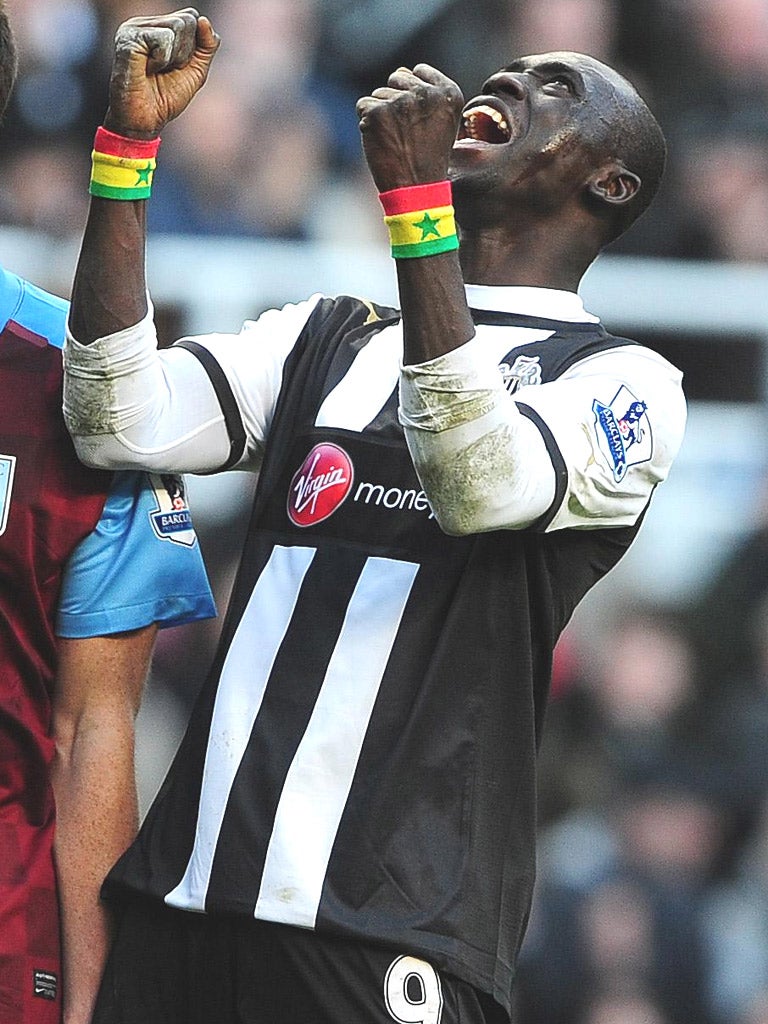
356, 65, 474, 366
357, 67, 556, 533
64, 10, 245, 474
69, 8, 219, 343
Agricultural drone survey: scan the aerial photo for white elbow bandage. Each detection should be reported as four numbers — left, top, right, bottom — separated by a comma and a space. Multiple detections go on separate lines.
399, 336, 556, 532
64, 306, 231, 472
64, 307, 163, 436
400, 339, 502, 432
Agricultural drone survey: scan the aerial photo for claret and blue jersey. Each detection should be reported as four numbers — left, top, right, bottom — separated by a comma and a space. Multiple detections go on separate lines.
0, 264, 215, 1024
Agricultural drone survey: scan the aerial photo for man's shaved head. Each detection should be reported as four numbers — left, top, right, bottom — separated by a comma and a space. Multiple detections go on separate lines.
533, 51, 666, 240
451, 51, 666, 250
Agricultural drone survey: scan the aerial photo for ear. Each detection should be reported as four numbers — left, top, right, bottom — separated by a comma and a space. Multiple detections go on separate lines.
587, 162, 641, 207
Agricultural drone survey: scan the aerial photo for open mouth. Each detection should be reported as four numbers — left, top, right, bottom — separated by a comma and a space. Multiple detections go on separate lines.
457, 103, 513, 144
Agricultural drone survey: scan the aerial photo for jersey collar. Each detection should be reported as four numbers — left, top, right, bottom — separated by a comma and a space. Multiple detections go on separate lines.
464, 283, 600, 324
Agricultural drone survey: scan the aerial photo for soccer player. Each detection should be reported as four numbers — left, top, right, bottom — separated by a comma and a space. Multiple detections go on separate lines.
62, 9, 686, 1024
0, 9, 215, 1024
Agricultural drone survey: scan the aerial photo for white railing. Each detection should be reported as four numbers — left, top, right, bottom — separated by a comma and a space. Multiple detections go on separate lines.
7, 225, 768, 340
3, 227, 767, 604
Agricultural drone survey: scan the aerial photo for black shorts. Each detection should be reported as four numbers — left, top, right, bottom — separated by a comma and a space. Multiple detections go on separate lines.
92, 898, 508, 1024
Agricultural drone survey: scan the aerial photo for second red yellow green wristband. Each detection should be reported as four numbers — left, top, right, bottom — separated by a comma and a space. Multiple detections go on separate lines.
379, 181, 459, 259
89, 126, 161, 200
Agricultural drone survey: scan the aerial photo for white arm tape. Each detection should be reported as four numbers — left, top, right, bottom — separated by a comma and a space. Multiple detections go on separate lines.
399, 336, 556, 534
63, 306, 232, 473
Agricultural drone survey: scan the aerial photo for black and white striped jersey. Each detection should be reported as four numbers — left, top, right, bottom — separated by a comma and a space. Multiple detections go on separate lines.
102, 287, 685, 1014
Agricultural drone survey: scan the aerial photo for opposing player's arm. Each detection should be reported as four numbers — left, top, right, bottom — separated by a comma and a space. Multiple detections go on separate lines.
51, 467, 214, 1024
51, 627, 157, 1024
400, 341, 686, 534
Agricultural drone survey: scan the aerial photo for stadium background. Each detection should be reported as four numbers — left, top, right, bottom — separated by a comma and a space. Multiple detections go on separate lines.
7, 1, 768, 1022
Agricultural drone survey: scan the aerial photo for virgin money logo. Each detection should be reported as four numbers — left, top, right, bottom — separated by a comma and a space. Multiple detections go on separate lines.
288, 443, 354, 527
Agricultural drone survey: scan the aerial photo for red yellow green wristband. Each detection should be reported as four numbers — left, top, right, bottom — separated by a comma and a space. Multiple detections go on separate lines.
379, 181, 459, 259
89, 126, 161, 200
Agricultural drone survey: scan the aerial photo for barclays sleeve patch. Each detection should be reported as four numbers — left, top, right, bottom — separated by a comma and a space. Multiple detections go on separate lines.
148, 473, 197, 547
592, 385, 653, 482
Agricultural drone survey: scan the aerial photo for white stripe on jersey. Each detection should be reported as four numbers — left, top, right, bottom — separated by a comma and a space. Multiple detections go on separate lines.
315, 323, 402, 430
254, 555, 419, 928
165, 544, 316, 911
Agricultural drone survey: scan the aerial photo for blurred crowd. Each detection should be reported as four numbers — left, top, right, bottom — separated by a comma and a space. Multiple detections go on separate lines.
518, 534, 768, 1024
5, 0, 768, 261
8, 2, 768, 1024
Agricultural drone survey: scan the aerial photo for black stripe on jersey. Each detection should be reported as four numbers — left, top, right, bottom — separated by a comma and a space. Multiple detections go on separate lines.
174, 339, 247, 470
554, 333, 639, 373
469, 308, 612, 332
204, 544, 368, 910
308, 297, 400, 408
515, 402, 568, 532
469, 309, 597, 330
471, 312, 640, 388
320, 552, 485, 923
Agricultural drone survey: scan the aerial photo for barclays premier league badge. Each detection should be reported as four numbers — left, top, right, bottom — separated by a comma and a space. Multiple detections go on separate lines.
592, 385, 653, 482
148, 473, 197, 546
0, 454, 15, 535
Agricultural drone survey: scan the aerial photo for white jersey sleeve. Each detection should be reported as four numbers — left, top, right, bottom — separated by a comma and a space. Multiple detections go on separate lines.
399, 336, 686, 534
63, 295, 322, 474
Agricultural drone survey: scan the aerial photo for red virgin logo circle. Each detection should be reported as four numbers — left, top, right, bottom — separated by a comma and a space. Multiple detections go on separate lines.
287, 443, 354, 527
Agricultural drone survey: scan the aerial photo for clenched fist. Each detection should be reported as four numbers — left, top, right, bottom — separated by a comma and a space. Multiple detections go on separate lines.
356, 64, 464, 193
105, 7, 220, 139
